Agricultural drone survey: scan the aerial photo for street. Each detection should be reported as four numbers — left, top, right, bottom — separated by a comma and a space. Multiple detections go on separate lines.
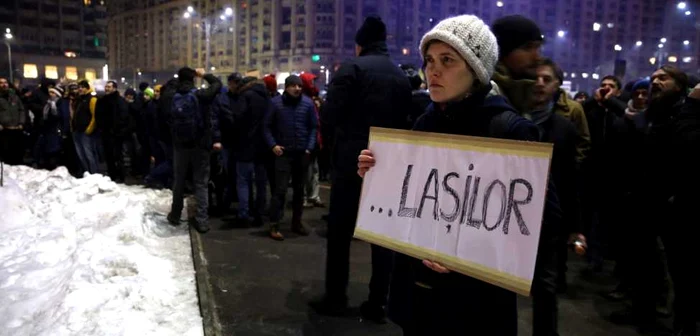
191, 185, 658, 336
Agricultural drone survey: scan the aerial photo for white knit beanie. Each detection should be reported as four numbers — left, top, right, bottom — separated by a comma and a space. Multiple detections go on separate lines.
419, 15, 499, 85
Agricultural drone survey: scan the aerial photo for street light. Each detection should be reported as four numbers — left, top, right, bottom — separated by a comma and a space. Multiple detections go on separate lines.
496, 1, 504, 8
683, 57, 692, 63
592, 73, 600, 80
557, 30, 565, 38
660, 37, 667, 43
668, 56, 678, 63
4, 28, 12, 83
658, 43, 664, 48
636, 41, 643, 47
224, 7, 233, 16
593, 22, 601, 31
677, 2, 686, 10
683, 40, 690, 45
183, 6, 233, 73
582, 73, 589, 78
685, 10, 691, 15
614, 44, 622, 51
187, 6, 194, 13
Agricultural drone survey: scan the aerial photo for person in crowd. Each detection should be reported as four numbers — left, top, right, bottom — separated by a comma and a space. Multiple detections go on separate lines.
310, 15, 412, 323
227, 75, 269, 227
25, 77, 56, 165
264, 75, 317, 240
165, 67, 222, 233
0, 77, 26, 165
532, 58, 584, 293
669, 80, 700, 336
358, 14, 563, 335
35, 87, 64, 170
212, 72, 243, 212
300, 72, 325, 208
400, 64, 431, 127
71, 80, 99, 174
581, 75, 626, 275
96, 80, 128, 183
144, 84, 172, 188
573, 92, 589, 104
491, 15, 565, 335
58, 83, 82, 177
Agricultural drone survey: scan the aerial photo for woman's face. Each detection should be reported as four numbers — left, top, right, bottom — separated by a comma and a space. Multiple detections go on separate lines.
424, 41, 475, 104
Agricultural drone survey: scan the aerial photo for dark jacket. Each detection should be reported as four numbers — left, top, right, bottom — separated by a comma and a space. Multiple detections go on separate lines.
144, 99, 161, 141
71, 93, 97, 134
321, 42, 413, 174
234, 81, 270, 161
582, 96, 626, 181
211, 89, 240, 149
25, 86, 49, 128
538, 112, 582, 235
264, 93, 317, 152
162, 74, 222, 149
389, 88, 562, 335
672, 97, 700, 216
95, 91, 128, 137
37, 98, 63, 154
0, 89, 26, 127
407, 89, 431, 127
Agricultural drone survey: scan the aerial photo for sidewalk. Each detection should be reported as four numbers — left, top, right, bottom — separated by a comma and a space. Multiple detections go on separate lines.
189, 186, 652, 336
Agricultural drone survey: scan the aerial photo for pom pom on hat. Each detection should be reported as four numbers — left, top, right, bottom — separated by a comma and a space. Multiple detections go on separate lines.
419, 15, 499, 85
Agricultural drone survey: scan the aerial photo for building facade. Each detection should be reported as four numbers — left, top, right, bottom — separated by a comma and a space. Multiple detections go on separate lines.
0, 0, 108, 86
107, 0, 700, 91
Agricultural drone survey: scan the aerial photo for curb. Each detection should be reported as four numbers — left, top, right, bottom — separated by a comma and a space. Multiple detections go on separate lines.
189, 226, 222, 336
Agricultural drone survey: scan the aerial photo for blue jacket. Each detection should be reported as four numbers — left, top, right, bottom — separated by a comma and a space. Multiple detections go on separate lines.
264, 93, 317, 152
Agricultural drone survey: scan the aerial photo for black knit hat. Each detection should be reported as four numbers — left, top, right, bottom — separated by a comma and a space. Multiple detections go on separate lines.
177, 67, 196, 82
491, 15, 544, 59
285, 75, 302, 88
355, 15, 387, 47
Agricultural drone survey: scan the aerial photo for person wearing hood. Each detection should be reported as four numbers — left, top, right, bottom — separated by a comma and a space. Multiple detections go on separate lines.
531, 59, 584, 298
262, 74, 280, 98
230, 76, 270, 227
0, 77, 26, 165
96, 80, 129, 182
357, 15, 563, 335
264, 75, 317, 240
310, 15, 413, 320
299, 72, 325, 208
165, 67, 222, 234
71, 80, 99, 174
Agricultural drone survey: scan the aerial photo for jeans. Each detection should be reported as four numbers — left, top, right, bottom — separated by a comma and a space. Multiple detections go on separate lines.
170, 147, 211, 225
236, 161, 268, 220
268, 151, 308, 224
73, 132, 99, 174
305, 155, 321, 202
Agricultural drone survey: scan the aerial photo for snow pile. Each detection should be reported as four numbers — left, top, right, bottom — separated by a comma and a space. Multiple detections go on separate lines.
0, 165, 203, 336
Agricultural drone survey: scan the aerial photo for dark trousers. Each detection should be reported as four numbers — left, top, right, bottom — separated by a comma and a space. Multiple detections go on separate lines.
665, 200, 698, 333
171, 146, 210, 225
147, 141, 173, 187
324, 172, 362, 303
236, 161, 268, 220
268, 151, 308, 223
368, 244, 393, 306
102, 135, 125, 182
0, 129, 25, 165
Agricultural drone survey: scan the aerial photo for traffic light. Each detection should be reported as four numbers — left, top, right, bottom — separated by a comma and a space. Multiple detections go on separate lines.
311, 54, 321, 62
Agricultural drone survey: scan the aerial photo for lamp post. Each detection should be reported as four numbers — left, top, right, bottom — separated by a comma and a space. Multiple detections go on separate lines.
4, 28, 12, 84
183, 6, 233, 72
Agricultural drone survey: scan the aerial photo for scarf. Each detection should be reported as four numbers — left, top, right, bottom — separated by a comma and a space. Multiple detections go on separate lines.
43, 97, 59, 120
625, 99, 646, 120
525, 101, 554, 126
491, 63, 536, 115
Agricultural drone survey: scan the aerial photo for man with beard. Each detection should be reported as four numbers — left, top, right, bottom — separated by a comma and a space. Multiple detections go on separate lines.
96, 81, 128, 182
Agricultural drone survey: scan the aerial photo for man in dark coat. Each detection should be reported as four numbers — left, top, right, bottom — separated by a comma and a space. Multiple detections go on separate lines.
229, 76, 270, 226
310, 15, 413, 320
96, 80, 128, 182
165, 67, 222, 233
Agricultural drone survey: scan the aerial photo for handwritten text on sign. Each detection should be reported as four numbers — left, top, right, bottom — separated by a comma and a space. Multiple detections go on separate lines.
354, 127, 552, 296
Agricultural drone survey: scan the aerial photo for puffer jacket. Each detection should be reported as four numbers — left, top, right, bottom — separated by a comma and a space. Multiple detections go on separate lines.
264, 93, 317, 152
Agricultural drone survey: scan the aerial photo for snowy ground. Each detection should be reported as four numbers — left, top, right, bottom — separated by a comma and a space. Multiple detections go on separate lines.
0, 165, 203, 336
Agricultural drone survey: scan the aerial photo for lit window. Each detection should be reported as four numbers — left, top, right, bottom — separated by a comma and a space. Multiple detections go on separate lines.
66, 67, 78, 80
24, 64, 38, 78
85, 69, 96, 81
84, 0, 92, 5
45, 65, 59, 79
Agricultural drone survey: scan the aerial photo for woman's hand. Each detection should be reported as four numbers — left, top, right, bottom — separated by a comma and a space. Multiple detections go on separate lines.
357, 149, 375, 178
422, 260, 450, 274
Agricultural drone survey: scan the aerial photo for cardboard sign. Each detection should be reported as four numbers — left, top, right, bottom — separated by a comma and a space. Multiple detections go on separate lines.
354, 127, 553, 296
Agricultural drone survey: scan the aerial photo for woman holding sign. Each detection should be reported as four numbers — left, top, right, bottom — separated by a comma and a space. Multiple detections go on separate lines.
358, 15, 563, 335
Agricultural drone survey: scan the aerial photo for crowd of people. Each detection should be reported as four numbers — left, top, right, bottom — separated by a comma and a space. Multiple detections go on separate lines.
1, 12, 699, 336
